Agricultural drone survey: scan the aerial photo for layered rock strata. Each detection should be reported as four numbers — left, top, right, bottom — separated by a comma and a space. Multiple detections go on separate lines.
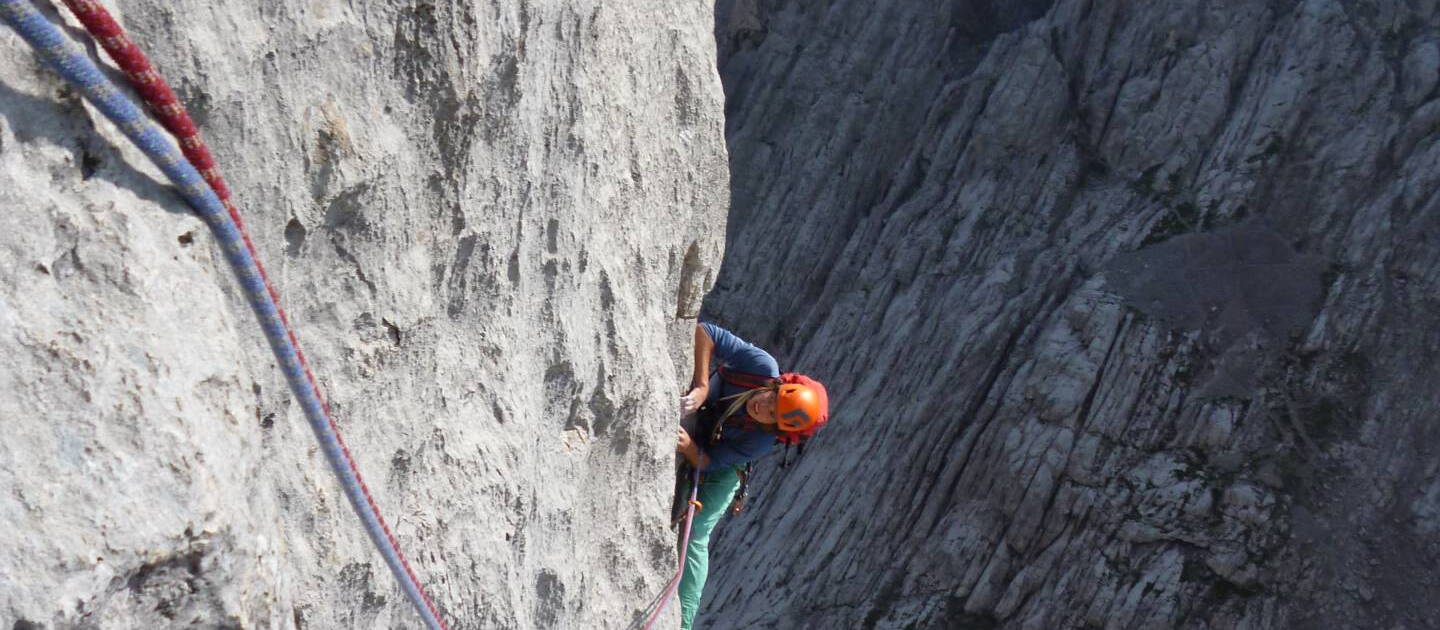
704, 1, 1440, 628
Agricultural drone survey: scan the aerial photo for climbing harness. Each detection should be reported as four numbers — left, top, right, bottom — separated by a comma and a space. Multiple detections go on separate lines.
0, 2, 447, 628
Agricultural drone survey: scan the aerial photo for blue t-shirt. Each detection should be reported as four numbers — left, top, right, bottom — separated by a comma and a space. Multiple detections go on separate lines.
697, 322, 780, 472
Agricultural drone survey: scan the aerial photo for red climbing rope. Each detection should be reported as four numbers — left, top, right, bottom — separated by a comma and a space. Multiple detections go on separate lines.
640, 476, 701, 630
56, 1, 449, 627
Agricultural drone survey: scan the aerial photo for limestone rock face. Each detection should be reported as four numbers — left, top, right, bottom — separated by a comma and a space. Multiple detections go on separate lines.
0, 1, 726, 627
704, 1, 1440, 629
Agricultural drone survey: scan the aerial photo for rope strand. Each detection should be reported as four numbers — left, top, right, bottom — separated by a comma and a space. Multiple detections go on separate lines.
639, 473, 702, 630
0, 2, 447, 627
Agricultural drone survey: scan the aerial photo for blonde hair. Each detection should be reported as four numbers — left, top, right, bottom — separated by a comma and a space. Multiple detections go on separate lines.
720, 380, 780, 426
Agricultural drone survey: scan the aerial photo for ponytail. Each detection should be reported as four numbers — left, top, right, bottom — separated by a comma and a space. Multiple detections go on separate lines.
719, 380, 779, 425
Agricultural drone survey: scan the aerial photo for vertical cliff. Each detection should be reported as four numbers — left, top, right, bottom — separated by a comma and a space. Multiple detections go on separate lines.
705, 1, 1440, 628
0, 0, 727, 627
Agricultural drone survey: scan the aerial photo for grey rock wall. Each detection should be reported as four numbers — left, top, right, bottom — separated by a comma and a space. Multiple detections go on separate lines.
0, 1, 727, 627
704, 1, 1440, 629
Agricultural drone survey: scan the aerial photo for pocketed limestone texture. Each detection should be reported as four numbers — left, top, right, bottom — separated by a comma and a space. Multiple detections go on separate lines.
0, 1, 727, 627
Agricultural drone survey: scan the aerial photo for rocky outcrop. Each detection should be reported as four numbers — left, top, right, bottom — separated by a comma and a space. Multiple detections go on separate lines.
704, 1, 1440, 628
0, 1, 726, 627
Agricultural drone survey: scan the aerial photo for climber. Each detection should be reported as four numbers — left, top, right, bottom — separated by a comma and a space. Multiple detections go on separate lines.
674, 322, 828, 630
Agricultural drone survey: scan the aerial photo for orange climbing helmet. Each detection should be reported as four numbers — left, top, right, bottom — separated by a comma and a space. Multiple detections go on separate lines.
774, 374, 829, 442
775, 382, 823, 433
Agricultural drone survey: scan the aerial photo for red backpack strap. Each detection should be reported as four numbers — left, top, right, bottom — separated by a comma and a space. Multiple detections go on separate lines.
718, 366, 777, 390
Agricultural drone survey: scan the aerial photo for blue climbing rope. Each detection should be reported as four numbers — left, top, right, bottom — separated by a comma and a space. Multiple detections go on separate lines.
0, 2, 447, 627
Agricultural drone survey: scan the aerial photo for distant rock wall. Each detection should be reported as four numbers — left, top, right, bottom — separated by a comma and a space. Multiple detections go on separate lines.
704, 1, 1440, 628
0, 1, 727, 627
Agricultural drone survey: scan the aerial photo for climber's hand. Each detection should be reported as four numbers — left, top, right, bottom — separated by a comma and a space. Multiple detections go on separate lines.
676, 428, 707, 469
680, 384, 708, 415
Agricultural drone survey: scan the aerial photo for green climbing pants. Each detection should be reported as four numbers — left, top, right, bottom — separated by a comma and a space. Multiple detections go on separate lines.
679, 465, 742, 630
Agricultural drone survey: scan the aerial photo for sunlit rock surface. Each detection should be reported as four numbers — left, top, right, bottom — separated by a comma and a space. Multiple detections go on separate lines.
0, 1, 727, 627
